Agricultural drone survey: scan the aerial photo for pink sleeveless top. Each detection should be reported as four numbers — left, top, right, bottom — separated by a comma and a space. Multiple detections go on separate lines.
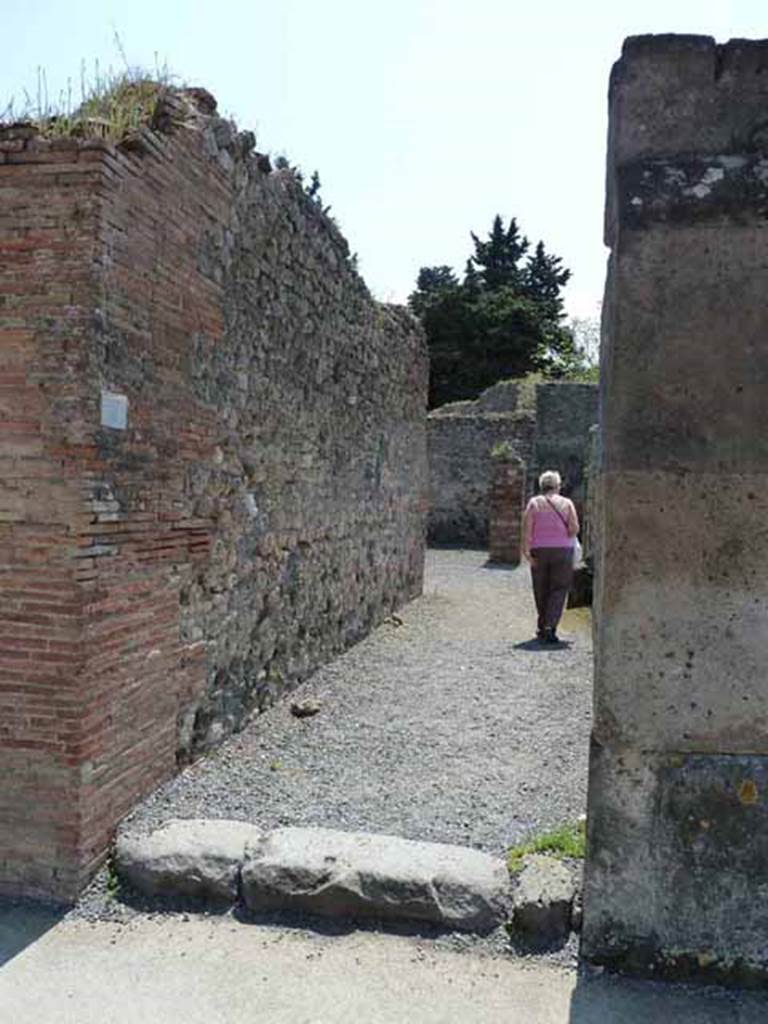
527, 496, 575, 548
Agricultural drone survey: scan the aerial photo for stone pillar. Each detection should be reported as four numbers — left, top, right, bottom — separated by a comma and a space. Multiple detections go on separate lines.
583, 34, 768, 984
488, 455, 525, 564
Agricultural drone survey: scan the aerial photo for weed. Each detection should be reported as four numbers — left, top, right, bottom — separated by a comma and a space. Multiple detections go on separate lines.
105, 850, 121, 899
506, 818, 586, 874
490, 440, 517, 460
1, 53, 177, 144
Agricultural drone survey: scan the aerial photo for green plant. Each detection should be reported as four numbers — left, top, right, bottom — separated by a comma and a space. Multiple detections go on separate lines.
409, 215, 574, 408
506, 819, 586, 874
2, 50, 176, 144
105, 850, 121, 899
490, 440, 516, 460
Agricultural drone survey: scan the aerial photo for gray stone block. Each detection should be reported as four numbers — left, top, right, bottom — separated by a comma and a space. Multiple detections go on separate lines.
241, 827, 509, 932
510, 855, 576, 944
116, 819, 262, 905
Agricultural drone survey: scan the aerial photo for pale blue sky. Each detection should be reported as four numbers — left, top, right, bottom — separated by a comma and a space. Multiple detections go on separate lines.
2, 1, 766, 318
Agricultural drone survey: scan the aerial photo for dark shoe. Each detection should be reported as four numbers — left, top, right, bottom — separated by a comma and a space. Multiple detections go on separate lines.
543, 627, 558, 644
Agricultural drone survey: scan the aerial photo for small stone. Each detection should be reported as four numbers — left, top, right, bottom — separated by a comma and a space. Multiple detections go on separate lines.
290, 700, 321, 718
509, 854, 577, 944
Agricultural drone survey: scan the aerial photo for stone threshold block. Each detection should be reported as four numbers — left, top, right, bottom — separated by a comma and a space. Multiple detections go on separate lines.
116, 819, 263, 906
241, 827, 509, 932
117, 822, 510, 932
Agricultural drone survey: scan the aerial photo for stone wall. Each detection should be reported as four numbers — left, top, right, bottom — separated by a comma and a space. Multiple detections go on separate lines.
426, 379, 596, 546
583, 35, 768, 984
426, 379, 534, 546
533, 382, 598, 512
0, 91, 427, 902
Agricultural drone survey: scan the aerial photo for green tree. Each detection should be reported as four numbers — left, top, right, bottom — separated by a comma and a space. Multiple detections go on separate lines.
408, 265, 459, 318
522, 240, 571, 313
470, 214, 528, 291
410, 215, 574, 406
549, 315, 600, 382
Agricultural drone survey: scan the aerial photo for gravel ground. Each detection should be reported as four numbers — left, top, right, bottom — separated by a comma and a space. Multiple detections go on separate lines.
71, 547, 593, 958
120, 547, 592, 849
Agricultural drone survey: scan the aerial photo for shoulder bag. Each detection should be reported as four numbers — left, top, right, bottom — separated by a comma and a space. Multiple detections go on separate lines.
545, 496, 583, 568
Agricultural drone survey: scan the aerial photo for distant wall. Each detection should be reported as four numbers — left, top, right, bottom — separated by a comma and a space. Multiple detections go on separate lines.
533, 382, 599, 509
0, 91, 427, 901
427, 380, 534, 545
426, 379, 596, 547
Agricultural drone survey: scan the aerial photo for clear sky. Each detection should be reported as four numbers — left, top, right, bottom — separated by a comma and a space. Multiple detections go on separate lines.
2, 1, 766, 319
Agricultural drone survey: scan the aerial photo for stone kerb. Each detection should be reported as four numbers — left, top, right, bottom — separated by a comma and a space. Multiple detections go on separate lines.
488, 450, 525, 565
584, 33, 768, 985
116, 822, 511, 934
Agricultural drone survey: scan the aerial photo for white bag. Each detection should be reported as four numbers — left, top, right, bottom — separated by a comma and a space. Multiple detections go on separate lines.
572, 538, 583, 568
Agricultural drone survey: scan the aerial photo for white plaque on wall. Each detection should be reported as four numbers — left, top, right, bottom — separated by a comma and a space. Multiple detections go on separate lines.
101, 391, 128, 430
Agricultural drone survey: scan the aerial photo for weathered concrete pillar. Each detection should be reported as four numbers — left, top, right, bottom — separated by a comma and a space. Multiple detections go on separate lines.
583, 34, 768, 985
488, 455, 525, 564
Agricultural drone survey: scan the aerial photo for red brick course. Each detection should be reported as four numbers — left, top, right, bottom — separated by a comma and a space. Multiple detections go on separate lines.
488, 458, 525, 565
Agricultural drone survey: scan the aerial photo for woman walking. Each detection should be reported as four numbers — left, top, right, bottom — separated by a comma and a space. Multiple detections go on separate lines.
521, 470, 580, 644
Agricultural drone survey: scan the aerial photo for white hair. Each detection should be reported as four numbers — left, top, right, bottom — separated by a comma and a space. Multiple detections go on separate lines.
538, 470, 561, 493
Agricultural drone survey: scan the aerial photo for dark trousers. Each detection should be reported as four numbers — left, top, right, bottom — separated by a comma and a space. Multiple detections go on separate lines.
530, 547, 573, 632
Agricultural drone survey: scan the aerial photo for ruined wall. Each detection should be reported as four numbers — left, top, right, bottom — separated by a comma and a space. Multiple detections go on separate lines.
426, 379, 596, 546
533, 382, 598, 508
584, 35, 768, 984
488, 456, 525, 564
0, 93, 427, 901
427, 381, 534, 545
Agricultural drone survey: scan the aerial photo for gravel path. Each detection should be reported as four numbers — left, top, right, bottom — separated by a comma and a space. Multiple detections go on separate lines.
119, 548, 593, 855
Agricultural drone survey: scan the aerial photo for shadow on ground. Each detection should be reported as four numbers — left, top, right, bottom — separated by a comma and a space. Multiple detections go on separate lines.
568, 968, 768, 1022
0, 901, 63, 967
513, 638, 574, 652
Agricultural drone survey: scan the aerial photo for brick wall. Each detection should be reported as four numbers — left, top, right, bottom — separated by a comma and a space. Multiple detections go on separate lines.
488, 457, 525, 564
0, 93, 427, 901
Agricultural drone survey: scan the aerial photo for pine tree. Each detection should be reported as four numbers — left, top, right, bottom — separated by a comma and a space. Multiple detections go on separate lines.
410, 215, 574, 407
469, 215, 529, 291
522, 240, 571, 314
407, 265, 459, 318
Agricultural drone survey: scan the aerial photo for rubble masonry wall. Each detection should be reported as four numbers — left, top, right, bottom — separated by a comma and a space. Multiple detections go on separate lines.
0, 95, 427, 901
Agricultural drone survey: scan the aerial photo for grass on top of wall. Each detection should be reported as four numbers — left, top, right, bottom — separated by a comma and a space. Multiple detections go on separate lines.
1, 58, 175, 143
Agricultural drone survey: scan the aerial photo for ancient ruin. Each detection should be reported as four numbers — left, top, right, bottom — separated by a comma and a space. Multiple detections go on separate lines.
0, 90, 427, 902
427, 378, 596, 552
488, 453, 525, 564
583, 34, 768, 984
